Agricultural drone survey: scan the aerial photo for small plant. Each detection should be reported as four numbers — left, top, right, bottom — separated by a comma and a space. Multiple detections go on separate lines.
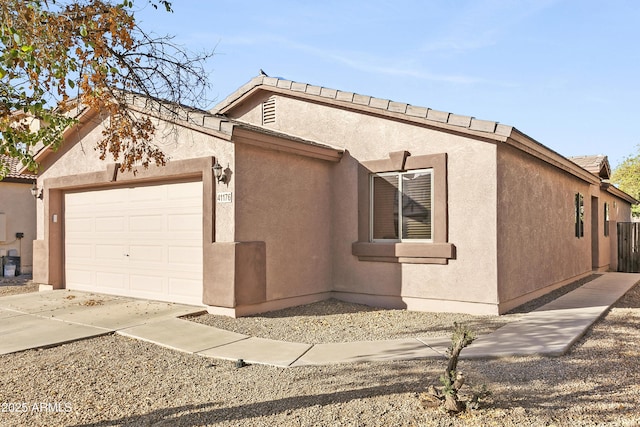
466, 384, 492, 411
420, 323, 490, 413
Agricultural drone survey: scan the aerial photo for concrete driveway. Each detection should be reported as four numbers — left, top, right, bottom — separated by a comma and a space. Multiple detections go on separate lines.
0, 290, 204, 355
0, 288, 452, 366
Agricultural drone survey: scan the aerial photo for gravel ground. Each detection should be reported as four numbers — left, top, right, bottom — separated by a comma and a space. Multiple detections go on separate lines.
0, 275, 39, 297
1, 274, 639, 426
186, 275, 600, 344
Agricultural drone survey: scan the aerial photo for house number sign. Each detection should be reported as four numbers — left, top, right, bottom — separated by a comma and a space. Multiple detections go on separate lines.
217, 192, 233, 203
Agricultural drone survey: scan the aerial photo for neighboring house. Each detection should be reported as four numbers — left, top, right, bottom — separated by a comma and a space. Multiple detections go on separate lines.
28, 75, 637, 315
0, 155, 37, 275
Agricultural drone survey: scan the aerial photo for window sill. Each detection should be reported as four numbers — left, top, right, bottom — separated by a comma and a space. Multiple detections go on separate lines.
352, 242, 455, 265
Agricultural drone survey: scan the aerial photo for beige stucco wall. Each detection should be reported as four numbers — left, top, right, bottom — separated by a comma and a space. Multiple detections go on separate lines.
230, 93, 502, 314
593, 192, 612, 272
597, 191, 632, 272
496, 144, 594, 310
234, 143, 335, 304
0, 182, 36, 274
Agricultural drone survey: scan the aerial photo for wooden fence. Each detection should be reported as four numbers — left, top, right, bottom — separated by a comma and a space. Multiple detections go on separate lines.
618, 222, 640, 273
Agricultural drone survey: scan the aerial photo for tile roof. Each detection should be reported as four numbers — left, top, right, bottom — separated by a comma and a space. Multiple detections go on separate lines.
231, 120, 343, 151
212, 75, 514, 139
0, 155, 36, 181
568, 155, 611, 179
212, 75, 616, 188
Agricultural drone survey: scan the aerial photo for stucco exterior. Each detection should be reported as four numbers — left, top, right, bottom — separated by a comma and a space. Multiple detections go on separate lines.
495, 143, 594, 310
28, 75, 637, 316
216, 76, 636, 314
225, 91, 502, 313
1, 156, 37, 275
235, 143, 334, 303
0, 181, 36, 274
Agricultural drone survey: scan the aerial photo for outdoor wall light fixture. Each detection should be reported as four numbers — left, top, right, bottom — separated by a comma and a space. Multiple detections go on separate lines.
31, 183, 43, 200
213, 160, 228, 184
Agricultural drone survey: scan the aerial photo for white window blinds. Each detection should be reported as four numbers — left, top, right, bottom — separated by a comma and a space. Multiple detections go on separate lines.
371, 169, 432, 241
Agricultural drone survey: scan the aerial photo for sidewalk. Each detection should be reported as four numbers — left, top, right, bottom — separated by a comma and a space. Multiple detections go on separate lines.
1, 272, 639, 367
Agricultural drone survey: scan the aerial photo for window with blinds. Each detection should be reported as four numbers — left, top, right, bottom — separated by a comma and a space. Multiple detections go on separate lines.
371, 169, 433, 241
402, 171, 432, 239
372, 175, 399, 240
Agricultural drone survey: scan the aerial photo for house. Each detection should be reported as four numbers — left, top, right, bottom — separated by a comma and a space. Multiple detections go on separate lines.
27, 75, 636, 315
0, 155, 37, 275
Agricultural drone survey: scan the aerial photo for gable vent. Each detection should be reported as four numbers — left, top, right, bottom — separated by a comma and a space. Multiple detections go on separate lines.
262, 96, 276, 125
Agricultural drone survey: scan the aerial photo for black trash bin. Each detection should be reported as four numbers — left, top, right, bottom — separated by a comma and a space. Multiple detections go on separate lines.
1, 256, 20, 277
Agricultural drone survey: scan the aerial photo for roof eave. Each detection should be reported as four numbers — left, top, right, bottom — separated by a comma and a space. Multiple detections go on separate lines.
231, 123, 343, 162
0, 176, 34, 184
602, 182, 638, 205
33, 76, 609, 193
17, 106, 98, 176
217, 82, 513, 144
20, 98, 236, 177
218, 77, 606, 186
212, 75, 266, 115
506, 128, 601, 185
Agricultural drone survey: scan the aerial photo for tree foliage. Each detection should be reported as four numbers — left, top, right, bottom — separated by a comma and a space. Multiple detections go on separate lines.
0, 0, 212, 177
612, 146, 640, 217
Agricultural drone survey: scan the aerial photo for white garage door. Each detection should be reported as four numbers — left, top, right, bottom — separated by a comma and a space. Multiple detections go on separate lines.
65, 181, 203, 305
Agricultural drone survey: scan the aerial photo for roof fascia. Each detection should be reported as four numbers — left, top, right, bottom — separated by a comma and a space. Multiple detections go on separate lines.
0, 176, 34, 184
222, 83, 604, 185
125, 102, 233, 140
17, 106, 98, 175
601, 182, 638, 205
232, 126, 343, 162
506, 128, 600, 185
601, 159, 612, 179
221, 84, 512, 144
217, 76, 622, 188
19, 102, 234, 176
212, 75, 265, 114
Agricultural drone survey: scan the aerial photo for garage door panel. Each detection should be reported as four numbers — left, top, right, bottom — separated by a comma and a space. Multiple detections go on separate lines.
130, 274, 166, 293
65, 192, 95, 207
66, 243, 93, 259
130, 184, 165, 201
95, 216, 126, 232
129, 215, 164, 232
169, 278, 202, 298
168, 213, 201, 231
96, 271, 128, 289
65, 181, 203, 306
66, 217, 94, 233
167, 181, 202, 199
96, 188, 130, 205
129, 245, 164, 262
66, 269, 93, 287
164, 232, 202, 241
167, 246, 202, 266
95, 244, 128, 260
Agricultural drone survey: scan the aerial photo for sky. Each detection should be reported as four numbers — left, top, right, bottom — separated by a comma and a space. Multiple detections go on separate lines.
134, 0, 640, 169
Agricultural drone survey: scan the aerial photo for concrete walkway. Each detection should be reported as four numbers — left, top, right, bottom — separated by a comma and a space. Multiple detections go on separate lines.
1, 272, 638, 367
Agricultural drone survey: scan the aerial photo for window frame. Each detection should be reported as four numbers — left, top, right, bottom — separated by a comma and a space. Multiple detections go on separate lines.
369, 168, 434, 243
575, 193, 584, 238
352, 151, 454, 265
